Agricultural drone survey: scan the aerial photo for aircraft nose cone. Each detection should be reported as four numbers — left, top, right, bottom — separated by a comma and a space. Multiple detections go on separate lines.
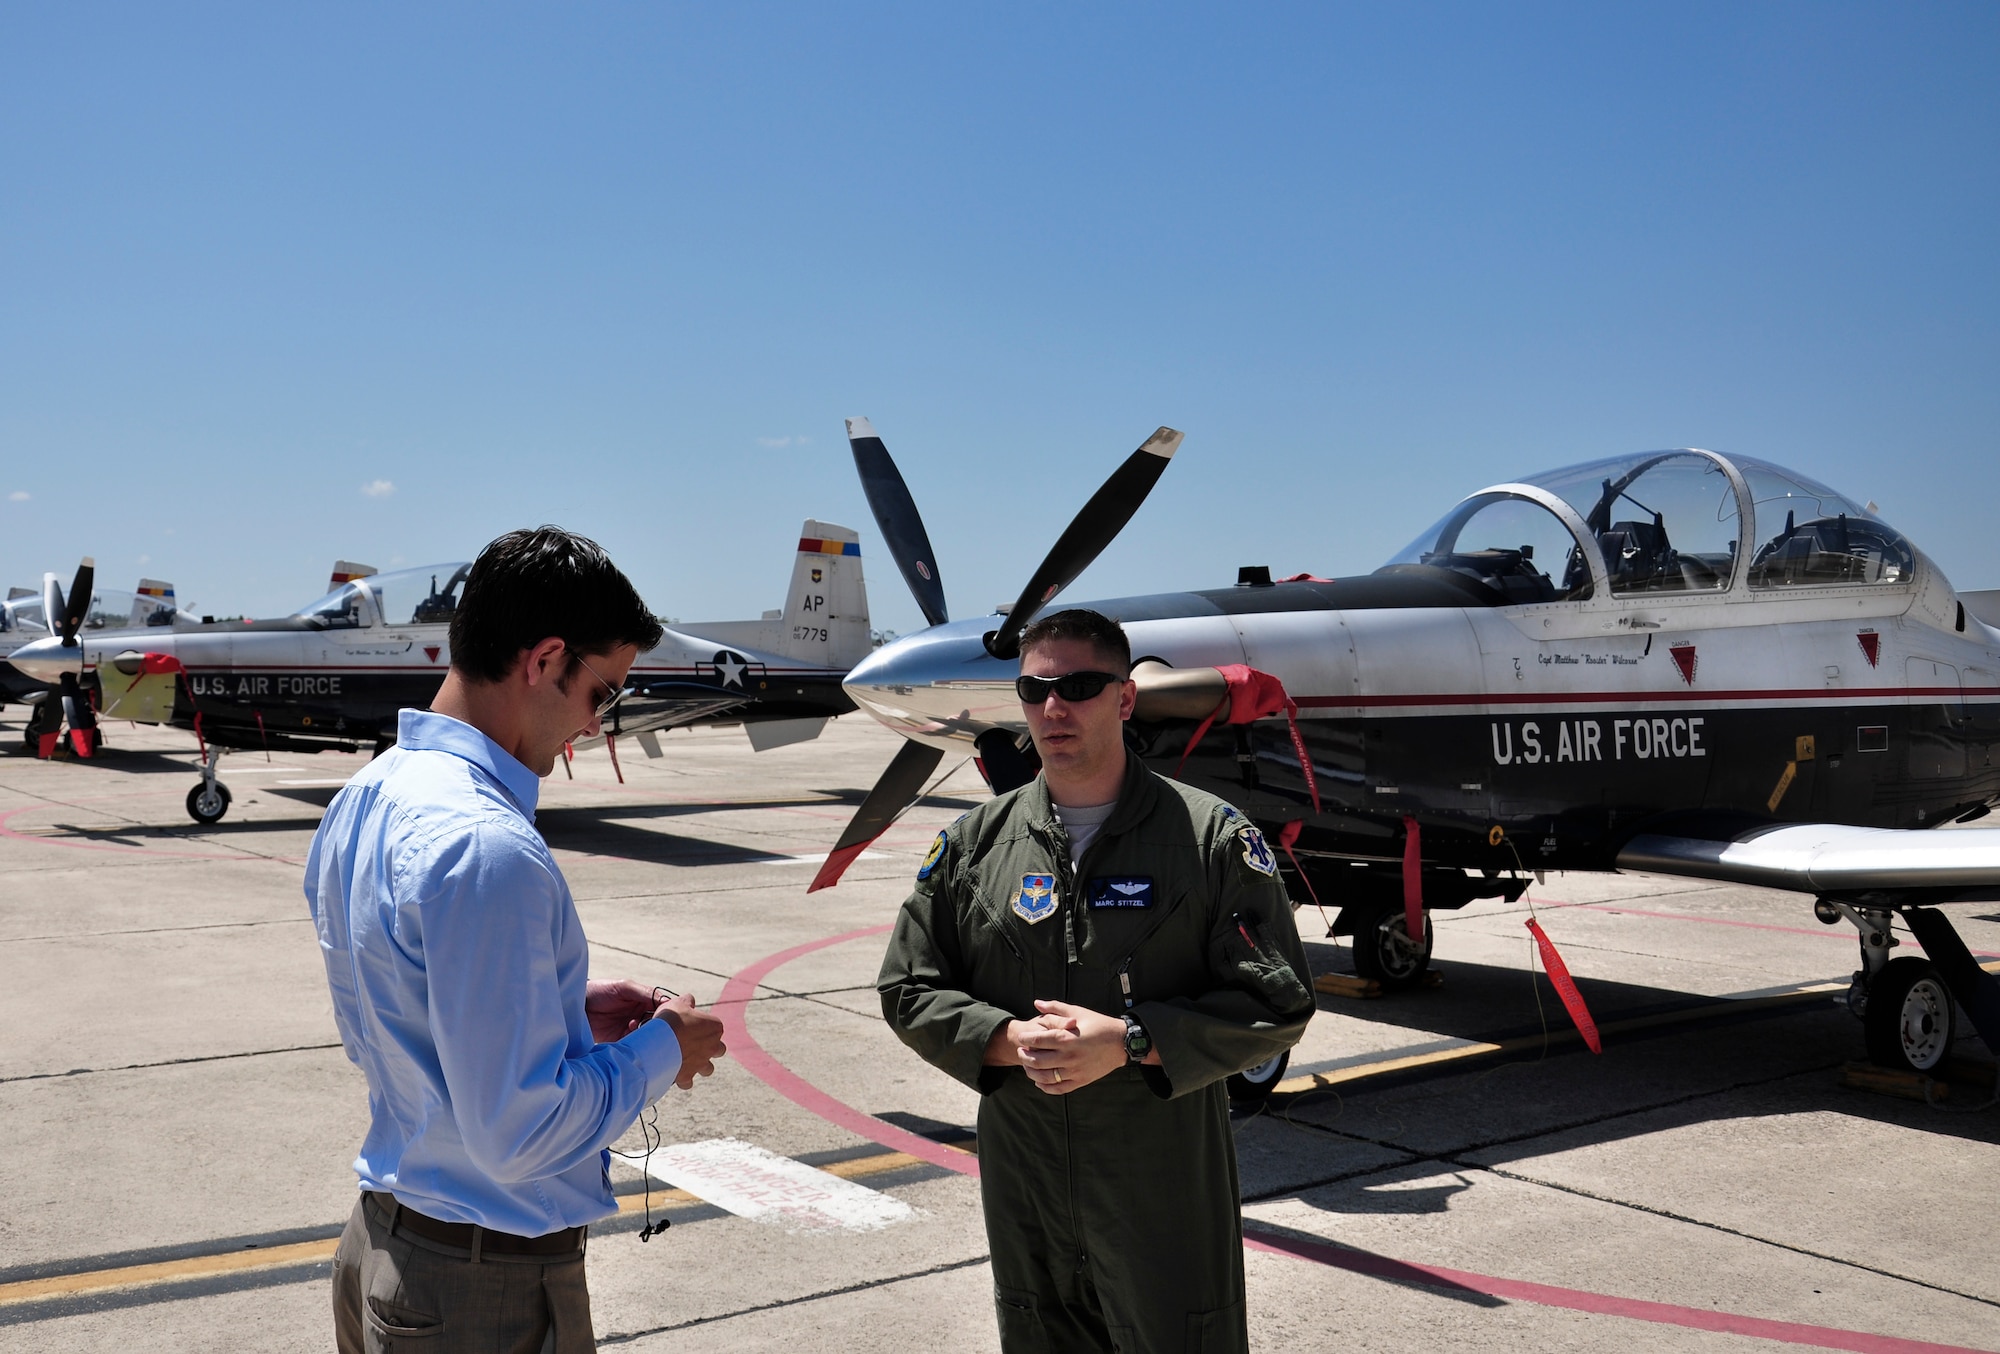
6, 636, 82, 683
842, 621, 1020, 745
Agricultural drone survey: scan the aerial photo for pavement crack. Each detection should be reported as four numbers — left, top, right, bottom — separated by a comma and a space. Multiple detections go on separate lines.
1477, 1164, 2000, 1310
2, 917, 311, 943
0, 1042, 342, 1086
596, 1253, 991, 1345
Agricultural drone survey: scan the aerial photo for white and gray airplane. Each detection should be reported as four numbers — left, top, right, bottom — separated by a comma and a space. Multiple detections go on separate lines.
11, 522, 871, 823
3, 560, 186, 750
817, 419, 2000, 1088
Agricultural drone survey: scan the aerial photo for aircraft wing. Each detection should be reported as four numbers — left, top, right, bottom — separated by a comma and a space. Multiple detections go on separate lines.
1617, 823, 2000, 901
570, 693, 749, 750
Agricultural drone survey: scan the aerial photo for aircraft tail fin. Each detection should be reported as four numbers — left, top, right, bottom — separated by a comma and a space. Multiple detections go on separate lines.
330, 560, 377, 590
777, 521, 871, 668
131, 579, 177, 627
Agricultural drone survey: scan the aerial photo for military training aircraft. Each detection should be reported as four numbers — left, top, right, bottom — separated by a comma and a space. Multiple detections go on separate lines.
10, 522, 870, 823
3, 560, 186, 750
813, 418, 2000, 1086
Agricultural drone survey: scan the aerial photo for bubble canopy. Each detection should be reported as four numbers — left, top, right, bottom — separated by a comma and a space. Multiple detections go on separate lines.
1381, 450, 1915, 601
292, 564, 473, 629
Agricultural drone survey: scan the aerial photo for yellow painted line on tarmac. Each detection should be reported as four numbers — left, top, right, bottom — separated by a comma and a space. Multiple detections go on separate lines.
0, 1147, 949, 1309
0, 1238, 338, 1307
1276, 981, 1848, 1096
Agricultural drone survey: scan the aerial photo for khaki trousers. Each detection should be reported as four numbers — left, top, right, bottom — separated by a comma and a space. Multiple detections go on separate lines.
332, 1193, 596, 1353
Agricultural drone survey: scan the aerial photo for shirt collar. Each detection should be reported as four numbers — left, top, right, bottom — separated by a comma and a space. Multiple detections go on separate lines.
396, 708, 542, 815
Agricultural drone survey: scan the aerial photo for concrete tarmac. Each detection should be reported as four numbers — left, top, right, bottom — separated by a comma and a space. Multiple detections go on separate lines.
1, 714, 1995, 1352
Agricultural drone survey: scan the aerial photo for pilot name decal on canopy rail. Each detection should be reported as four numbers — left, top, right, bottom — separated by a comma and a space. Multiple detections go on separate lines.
1490, 716, 1707, 765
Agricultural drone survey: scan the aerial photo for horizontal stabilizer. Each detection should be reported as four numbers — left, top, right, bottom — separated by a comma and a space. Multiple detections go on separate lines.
1619, 823, 2000, 899
1962, 589, 2000, 630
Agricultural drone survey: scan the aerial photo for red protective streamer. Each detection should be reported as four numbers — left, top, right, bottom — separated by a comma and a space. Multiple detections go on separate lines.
1273, 820, 1321, 911
561, 742, 574, 780
1401, 816, 1424, 944
1526, 917, 1603, 1054
606, 733, 624, 785
1172, 664, 1320, 812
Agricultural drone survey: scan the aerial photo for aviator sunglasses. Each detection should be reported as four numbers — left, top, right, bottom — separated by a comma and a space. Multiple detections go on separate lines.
1015, 670, 1124, 704
566, 648, 627, 720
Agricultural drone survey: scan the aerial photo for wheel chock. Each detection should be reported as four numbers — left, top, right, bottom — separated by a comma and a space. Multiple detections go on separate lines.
1313, 970, 1444, 1000
1839, 1057, 1997, 1103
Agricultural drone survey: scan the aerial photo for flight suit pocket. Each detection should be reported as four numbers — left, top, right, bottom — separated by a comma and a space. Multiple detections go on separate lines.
993, 1284, 1050, 1351
1183, 1297, 1247, 1353
1218, 923, 1312, 1015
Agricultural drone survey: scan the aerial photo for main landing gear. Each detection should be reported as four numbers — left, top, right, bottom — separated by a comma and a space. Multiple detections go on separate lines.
1821, 898, 2000, 1076
187, 749, 231, 825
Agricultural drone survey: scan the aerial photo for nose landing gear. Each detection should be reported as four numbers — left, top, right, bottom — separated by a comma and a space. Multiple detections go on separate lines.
187, 749, 230, 825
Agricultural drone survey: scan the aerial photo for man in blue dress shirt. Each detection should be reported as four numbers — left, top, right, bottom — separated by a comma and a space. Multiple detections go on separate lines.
306, 527, 727, 1353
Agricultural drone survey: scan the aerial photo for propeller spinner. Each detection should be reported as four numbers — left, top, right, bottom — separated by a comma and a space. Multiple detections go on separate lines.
807, 421, 1181, 891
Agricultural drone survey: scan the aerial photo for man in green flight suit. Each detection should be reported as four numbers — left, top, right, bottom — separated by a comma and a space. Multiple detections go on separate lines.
878, 608, 1317, 1353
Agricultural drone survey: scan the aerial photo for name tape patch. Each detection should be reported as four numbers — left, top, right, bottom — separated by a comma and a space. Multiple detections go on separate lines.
1087, 876, 1154, 909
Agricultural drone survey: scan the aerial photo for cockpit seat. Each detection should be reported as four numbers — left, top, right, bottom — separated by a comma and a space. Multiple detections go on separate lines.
1599, 518, 1678, 591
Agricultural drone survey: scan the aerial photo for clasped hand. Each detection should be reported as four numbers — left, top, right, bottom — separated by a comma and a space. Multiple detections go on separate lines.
585, 978, 727, 1090
987, 999, 1133, 1095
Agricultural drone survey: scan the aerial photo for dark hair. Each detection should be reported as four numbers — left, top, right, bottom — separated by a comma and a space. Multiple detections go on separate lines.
449, 527, 664, 683
1016, 608, 1130, 675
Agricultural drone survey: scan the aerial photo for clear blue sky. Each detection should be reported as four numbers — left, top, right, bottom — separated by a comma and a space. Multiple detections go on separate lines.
3, 3, 1995, 635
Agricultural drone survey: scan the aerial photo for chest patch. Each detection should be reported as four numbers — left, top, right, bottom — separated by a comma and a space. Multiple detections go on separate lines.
1012, 873, 1059, 924
1239, 825, 1278, 877
1087, 876, 1154, 909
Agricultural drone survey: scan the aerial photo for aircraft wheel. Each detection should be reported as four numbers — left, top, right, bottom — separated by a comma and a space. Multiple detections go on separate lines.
1350, 901, 1432, 989
1864, 956, 1955, 1074
1226, 1050, 1291, 1103
187, 781, 232, 825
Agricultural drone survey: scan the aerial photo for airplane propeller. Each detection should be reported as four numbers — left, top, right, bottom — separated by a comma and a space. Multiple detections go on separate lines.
983, 427, 1183, 660
808, 421, 1181, 891
31, 558, 101, 757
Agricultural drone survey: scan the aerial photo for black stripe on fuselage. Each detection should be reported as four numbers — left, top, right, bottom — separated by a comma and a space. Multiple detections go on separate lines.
1145, 701, 2000, 875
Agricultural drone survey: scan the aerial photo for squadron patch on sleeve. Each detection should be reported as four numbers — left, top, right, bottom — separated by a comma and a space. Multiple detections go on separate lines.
1238, 825, 1278, 877
916, 831, 948, 882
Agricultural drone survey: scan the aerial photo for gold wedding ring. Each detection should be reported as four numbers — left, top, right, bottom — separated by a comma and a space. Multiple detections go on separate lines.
1051, 1069, 1062, 1084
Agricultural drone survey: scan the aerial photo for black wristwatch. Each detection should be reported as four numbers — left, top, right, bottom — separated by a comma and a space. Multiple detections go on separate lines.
1122, 1014, 1152, 1064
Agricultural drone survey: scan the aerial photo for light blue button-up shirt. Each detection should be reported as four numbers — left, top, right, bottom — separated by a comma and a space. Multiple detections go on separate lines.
305, 708, 681, 1235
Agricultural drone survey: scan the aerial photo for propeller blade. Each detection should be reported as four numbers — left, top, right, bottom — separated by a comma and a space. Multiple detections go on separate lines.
60, 557, 95, 644
984, 428, 1182, 659
41, 572, 63, 636
847, 417, 949, 629
808, 738, 946, 892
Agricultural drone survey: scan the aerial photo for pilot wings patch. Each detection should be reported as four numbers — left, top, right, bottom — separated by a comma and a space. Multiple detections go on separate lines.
1087, 876, 1154, 909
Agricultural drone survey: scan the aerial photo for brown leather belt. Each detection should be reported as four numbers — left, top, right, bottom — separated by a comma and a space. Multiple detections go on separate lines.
365, 1190, 586, 1258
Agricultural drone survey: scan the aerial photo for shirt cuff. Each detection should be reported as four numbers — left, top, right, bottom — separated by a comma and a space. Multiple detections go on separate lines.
624, 1016, 683, 1100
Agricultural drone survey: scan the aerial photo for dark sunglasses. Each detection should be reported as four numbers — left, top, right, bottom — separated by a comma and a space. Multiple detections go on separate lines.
566, 648, 626, 720
1015, 670, 1123, 704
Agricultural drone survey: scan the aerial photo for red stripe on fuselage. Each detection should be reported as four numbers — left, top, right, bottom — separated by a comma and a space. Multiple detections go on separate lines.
1296, 685, 2000, 710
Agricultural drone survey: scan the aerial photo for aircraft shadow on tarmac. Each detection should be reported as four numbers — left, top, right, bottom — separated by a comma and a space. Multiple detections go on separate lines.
1273, 938, 2000, 1225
